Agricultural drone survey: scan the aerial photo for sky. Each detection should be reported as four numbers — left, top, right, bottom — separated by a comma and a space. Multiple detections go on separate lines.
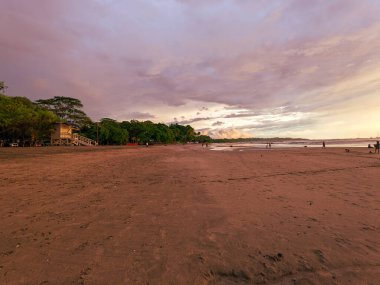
1, 0, 380, 139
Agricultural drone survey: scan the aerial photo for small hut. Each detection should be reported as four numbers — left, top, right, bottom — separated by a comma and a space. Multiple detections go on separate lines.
51, 122, 97, 146
51, 122, 74, 145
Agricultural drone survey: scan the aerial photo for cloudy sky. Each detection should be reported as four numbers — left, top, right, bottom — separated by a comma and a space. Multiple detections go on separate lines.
1, 0, 380, 139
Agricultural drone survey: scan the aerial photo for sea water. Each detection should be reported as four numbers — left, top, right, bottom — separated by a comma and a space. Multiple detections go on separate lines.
210, 138, 380, 151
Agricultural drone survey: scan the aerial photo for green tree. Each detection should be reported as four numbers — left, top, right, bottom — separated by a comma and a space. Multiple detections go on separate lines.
169, 124, 196, 143
84, 119, 207, 145
152, 123, 175, 143
79, 122, 99, 143
0, 94, 58, 145
196, 135, 212, 143
98, 118, 128, 145
120, 120, 175, 144
120, 120, 147, 143
35, 96, 91, 128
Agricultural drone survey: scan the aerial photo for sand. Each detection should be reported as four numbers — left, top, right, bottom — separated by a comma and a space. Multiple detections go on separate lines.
0, 145, 380, 284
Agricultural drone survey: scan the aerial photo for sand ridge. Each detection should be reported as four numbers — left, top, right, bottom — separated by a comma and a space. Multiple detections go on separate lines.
1, 145, 380, 284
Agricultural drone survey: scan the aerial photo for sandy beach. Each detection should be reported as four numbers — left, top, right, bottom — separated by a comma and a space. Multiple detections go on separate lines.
0, 145, 379, 284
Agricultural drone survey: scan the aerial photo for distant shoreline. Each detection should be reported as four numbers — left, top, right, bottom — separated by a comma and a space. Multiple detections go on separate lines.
210, 139, 379, 151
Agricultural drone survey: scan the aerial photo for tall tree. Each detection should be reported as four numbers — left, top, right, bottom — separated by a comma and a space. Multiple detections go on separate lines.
35, 96, 91, 128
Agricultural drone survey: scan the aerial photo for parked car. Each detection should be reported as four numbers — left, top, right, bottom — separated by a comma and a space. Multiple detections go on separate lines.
10, 143, 18, 147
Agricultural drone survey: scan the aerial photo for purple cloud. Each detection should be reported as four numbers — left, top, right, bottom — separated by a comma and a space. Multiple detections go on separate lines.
125, 112, 156, 120
212, 121, 224, 126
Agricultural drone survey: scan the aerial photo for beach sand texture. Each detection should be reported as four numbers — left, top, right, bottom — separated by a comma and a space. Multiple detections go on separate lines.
1, 145, 380, 284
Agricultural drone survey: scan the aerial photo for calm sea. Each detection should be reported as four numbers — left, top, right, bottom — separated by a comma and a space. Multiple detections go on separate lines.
210, 138, 380, 151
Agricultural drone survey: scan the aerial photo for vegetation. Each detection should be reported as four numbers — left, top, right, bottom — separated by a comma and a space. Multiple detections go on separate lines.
35, 96, 91, 128
0, 94, 58, 146
0, 84, 212, 146
120, 120, 175, 144
80, 118, 129, 145
80, 121, 211, 145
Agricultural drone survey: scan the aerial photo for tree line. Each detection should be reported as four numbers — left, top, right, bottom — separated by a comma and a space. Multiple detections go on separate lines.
0, 89, 211, 146
80, 119, 212, 145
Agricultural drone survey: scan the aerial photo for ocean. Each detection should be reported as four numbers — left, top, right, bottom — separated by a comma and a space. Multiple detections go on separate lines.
210, 138, 380, 151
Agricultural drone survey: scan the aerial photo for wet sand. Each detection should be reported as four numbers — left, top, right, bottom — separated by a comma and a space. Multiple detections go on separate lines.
1, 145, 380, 284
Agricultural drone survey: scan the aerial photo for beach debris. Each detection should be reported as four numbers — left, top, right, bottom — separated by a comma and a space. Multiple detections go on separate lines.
264, 253, 284, 262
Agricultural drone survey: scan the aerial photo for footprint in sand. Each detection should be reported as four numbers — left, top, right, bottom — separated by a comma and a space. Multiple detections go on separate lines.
312, 249, 327, 264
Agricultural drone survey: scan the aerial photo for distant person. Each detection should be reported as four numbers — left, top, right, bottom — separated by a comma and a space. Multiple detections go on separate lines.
322, 141, 326, 148
206, 142, 209, 148
268, 142, 272, 149
376, 141, 380, 154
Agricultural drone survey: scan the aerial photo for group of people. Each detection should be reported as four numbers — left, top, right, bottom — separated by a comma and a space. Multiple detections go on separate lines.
323, 140, 379, 154
369, 140, 380, 154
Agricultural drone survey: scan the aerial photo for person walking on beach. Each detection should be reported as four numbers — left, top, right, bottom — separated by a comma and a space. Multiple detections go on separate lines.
322, 141, 326, 148
376, 141, 380, 154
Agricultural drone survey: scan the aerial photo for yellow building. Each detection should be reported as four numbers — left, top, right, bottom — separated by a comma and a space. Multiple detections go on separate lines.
51, 123, 97, 146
